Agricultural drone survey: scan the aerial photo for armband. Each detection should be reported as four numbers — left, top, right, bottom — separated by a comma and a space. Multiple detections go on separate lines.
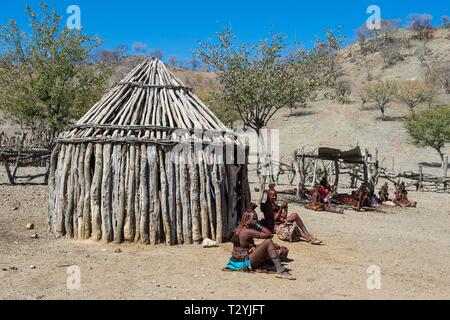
254, 222, 263, 232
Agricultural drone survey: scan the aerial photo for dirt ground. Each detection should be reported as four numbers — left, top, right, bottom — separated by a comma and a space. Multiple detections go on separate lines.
1, 169, 449, 300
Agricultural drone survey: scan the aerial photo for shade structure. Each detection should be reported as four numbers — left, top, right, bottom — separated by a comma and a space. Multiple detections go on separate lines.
48, 58, 251, 245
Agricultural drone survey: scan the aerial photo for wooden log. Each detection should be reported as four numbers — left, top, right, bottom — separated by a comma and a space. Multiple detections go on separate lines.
241, 148, 251, 210
148, 145, 160, 244
363, 149, 369, 186
139, 144, 150, 244
203, 151, 216, 240
115, 145, 127, 243
219, 161, 228, 241
227, 164, 241, 234
189, 158, 202, 244
180, 151, 192, 244
333, 160, 340, 191
83, 143, 93, 239
311, 160, 318, 187
101, 144, 113, 242
211, 156, 223, 243
166, 148, 178, 244
48, 144, 61, 233
65, 145, 79, 238
90, 144, 103, 241
174, 151, 184, 243
159, 149, 172, 244
443, 156, 448, 178
124, 143, 136, 242
198, 150, 210, 240
111, 145, 121, 238
76, 144, 86, 240
134, 145, 141, 242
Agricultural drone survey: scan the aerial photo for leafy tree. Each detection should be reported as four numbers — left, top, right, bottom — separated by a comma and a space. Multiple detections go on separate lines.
197, 29, 330, 136
367, 80, 398, 120
397, 80, 434, 117
196, 89, 240, 128
405, 105, 450, 167
0, 3, 111, 150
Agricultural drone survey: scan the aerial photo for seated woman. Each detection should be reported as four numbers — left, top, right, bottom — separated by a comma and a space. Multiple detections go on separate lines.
305, 184, 326, 211
225, 207, 295, 280
262, 185, 322, 245
378, 183, 390, 203
353, 183, 371, 211
319, 176, 332, 199
378, 183, 396, 206
393, 182, 417, 207
323, 187, 344, 214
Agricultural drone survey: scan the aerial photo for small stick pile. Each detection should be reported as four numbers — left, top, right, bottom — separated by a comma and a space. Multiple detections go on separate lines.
49, 58, 251, 245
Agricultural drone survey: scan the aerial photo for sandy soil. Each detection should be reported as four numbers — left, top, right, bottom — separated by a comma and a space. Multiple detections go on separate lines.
1, 169, 449, 299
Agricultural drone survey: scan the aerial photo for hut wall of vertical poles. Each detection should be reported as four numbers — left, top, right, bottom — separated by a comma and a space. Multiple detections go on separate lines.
48, 58, 251, 245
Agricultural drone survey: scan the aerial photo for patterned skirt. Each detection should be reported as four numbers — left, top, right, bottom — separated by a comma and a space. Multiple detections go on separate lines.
274, 222, 301, 242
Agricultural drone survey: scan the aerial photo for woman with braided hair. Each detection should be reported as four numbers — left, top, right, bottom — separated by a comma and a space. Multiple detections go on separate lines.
262, 184, 322, 245
225, 205, 295, 280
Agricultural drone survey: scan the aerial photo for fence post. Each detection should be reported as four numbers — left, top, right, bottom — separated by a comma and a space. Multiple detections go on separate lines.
444, 156, 448, 192
419, 165, 423, 191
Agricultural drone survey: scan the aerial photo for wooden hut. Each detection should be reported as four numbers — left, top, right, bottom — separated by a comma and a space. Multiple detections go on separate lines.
48, 58, 251, 245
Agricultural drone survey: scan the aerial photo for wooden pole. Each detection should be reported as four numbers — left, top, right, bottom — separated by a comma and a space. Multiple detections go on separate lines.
139, 144, 150, 244
333, 160, 340, 191
419, 165, 423, 191
363, 149, 369, 187
443, 156, 448, 191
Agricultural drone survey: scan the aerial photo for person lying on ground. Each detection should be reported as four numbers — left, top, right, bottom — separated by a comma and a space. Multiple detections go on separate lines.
225, 208, 295, 280
262, 185, 322, 245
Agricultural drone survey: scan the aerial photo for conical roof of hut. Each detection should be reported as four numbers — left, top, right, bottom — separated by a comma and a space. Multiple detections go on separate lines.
60, 58, 236, 144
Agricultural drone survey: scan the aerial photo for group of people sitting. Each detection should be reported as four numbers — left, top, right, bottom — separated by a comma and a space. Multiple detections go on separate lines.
304, 177, 344, 213
304, 176, 417, 212
351, 181, 417, 209
224, 179, 417, 279
378, 182, 417, 208
225, 184, 322, 280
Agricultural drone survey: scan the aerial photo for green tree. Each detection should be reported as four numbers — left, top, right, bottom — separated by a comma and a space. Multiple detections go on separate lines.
0, 3, 111, 149
367, 80, 398, 120
397, 80, 434, 117
196, 89, 240, 128
197, 29, 330, 136
405, 105, 450, 168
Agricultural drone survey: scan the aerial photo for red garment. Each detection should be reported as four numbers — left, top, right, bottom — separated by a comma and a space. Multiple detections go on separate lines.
318, 186, 330, 199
